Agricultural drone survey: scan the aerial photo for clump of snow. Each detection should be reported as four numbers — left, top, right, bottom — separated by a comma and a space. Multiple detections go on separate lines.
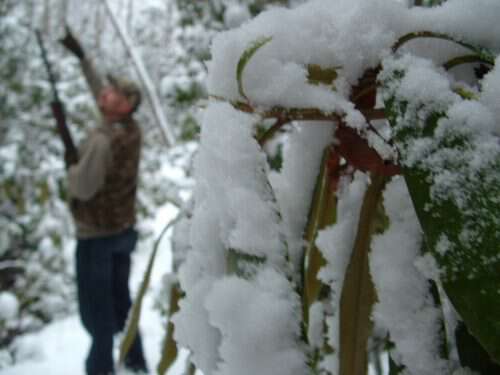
317, 173, 368, 286
479, 57, 500, 135
0, 292, 19, 321
414, 252, 442, 282
205, 269, 307, 375
308, 301, 325, 350
380, 53, 499, 206
10, 336, 42, 363
370, 177, 449, 375
208, 0, 407, 126
208, 0, 499, 128
173, 102, 298, 374
269, 121, 334, 274
173, 281, 222, 374
192, 102, 285, 263
160, 76, 180, 97
435, 234, 453, 257
170, 215, 192, 270
410, 0, 500, 51
380, 51, 500, 282
224, 4, 251, 29
379, 54, 458, 133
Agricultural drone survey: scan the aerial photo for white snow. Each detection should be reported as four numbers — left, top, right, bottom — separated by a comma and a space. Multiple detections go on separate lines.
307, 301, 325, 350
190, 102, 285, 263
0, 293, 19, 321
380, 53, 500, 220
224, 4, 251, 29
370, 178, 449, 375
1, 299, 185, 375
172, 102, 305, 375
1, 201, 184, 375
205, 269, 307, 375
269, 121, 334, 273
208, 0, 500, 125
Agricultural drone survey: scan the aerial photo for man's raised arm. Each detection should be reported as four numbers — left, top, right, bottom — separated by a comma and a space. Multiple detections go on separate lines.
60, 26, 103, 104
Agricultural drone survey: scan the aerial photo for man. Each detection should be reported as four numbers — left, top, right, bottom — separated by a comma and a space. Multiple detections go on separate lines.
60, 28, 148, 375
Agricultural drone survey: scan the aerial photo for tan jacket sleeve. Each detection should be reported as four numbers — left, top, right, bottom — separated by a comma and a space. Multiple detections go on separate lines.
68, 129, 112, 201
80, 58, 104, 104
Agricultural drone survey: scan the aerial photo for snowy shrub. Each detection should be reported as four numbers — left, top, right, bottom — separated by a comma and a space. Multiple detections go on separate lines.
0, 1, 77, 357
167, 0, 500, 374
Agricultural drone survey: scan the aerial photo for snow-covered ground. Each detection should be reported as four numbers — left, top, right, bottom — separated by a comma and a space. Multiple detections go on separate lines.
1, 204, 186, 375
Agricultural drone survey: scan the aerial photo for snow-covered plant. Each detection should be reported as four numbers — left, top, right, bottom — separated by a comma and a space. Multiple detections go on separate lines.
162, 0, 309, 144
170, 0, 500, 374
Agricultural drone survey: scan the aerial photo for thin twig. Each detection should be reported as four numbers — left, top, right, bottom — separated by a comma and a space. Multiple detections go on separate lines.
103, 0, 175, 147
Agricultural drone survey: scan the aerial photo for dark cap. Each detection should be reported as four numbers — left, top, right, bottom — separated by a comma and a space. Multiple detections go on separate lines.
107, 74, 142, 112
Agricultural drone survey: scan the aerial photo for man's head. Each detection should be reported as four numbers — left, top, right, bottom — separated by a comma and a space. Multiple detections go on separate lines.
98, 75, 142, 123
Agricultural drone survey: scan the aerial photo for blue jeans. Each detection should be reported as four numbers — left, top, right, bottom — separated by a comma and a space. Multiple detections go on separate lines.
76, 227, 147, 375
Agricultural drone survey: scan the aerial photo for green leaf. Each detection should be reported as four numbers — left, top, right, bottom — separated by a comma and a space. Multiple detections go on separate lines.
307, 64, 338, 86
118, 217, 178, 365
385, 86, 500, 363
454, 86, 479, 101
300, 147, 337, 370
236, 36, 272, 100
226, 248, 266, 278
303, 147, 337, 323
455, 322, 500, 374
388, 354, 405, 375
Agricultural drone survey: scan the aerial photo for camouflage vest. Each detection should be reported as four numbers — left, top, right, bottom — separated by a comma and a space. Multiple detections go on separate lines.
71, 119, 141, 236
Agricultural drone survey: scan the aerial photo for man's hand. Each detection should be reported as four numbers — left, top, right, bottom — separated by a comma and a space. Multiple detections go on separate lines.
59, 26, 85, 60
64, 150, 78, 169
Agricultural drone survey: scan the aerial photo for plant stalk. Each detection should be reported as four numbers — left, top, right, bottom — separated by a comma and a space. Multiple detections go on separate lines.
339, 174, 388, 375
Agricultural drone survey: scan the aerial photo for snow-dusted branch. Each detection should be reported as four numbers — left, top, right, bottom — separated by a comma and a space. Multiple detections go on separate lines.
103, 0, 175, 147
